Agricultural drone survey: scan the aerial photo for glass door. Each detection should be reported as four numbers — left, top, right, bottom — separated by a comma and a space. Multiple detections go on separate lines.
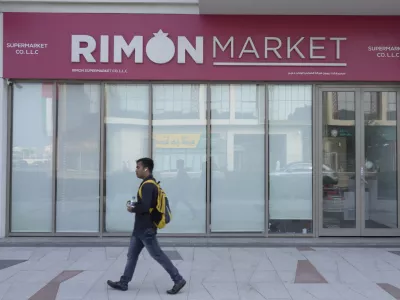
361, 88, 400, 236
317, 87, 400, 237
318, 88, 361, 236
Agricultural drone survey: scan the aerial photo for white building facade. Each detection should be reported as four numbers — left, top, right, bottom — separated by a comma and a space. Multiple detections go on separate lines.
1, 0, 400, 238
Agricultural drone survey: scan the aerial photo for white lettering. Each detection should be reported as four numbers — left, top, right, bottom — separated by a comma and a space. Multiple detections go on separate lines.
377, 52, 400, 58
7, 43, 48, 48
330, 37, 346, 59
100, 35, 109, 63
213, 36, 234, 58
287, 37, 305, 59
239, 37, 259, 59
71, 35, 96, 63
68, 33, 347, 65
114, 36, 143, 63
265, 37, 282, 59
177, 36, 203, 64
310, 37, 326, 59
15, 49, 39, 55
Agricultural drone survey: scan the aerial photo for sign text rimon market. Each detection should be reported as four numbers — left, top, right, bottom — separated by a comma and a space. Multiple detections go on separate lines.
72, 30, 347, 66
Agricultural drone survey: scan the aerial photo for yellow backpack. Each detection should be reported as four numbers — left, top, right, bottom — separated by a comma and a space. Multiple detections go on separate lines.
138, 180, 172, 229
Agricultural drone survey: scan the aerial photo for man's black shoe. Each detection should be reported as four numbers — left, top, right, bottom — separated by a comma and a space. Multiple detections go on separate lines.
167, 279, 186, 295
107, 280, 128, 291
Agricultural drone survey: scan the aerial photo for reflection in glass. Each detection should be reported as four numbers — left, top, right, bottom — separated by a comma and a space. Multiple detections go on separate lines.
364, 92, 398, 228
211, 84, 265, 232
269, 85, 313, 233
210, 85, 230, 119
56, 84, 100, 232
152, 84, 206, 233
105, 84, 149, 232
11, 83, 53, 232
322, 92, 356, 229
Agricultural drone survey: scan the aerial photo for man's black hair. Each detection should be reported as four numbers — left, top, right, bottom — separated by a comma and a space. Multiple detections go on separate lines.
136, 157, 154, 173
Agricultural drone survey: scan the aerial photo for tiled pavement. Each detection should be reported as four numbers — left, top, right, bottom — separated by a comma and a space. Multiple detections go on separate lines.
1, 247, 400, 299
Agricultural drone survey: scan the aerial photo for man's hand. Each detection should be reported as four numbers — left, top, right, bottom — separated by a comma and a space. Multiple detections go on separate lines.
127, 206, 134, 213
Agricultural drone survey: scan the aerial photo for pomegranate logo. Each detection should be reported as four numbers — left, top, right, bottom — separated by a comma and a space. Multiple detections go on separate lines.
146, 30, 175, 64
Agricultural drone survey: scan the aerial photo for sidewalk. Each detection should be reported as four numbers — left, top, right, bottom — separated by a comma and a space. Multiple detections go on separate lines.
0, 245, 400, 299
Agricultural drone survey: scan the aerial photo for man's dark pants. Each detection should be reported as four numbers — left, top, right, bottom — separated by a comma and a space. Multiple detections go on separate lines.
121, 228, 183, 284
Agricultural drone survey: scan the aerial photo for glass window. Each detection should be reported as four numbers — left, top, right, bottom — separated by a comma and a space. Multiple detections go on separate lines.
56, 84, 100, 232
234, 85, 258, 119
107, 84, 148, 119
153, 84, 200, 120
332, 92, 355, 120
268, 85, 312, 234
105, 84, 150, 232
152, 84, 207, 233
387, 92, 397, 121
210, 85, 230, 119
364, 92, 382, 121
11, 83, 53, 232
210, 84, 265, 232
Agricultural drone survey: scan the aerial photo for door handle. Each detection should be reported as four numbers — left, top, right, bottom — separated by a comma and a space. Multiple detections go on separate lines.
360, 167, 368, 185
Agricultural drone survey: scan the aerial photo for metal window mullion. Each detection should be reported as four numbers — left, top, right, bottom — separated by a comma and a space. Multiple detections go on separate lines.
316, 87, 324, 236
312, 84, 318, 237
264, 84, 269, 237
52, 82, 58, 234
149, 84, 153, 157
356, 89, 363, 234
397, 89, 400, 229
206, 84, 211, 235
6, 82, 14, 236
99, 82, 105, 237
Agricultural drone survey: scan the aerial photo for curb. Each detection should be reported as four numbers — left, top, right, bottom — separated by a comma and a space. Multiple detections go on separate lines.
1, 237, 400, 248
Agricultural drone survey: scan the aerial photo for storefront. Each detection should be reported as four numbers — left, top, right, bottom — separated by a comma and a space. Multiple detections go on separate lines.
2, 11, 400, 237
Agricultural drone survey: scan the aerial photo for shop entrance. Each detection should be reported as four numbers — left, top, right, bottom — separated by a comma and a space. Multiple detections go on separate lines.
317, 86, 400, 236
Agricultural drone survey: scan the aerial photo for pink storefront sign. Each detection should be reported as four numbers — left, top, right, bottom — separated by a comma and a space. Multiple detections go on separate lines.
3, 13, 400, 81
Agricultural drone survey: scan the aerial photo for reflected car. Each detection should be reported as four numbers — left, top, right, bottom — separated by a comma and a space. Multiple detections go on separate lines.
271, 162, 339, 185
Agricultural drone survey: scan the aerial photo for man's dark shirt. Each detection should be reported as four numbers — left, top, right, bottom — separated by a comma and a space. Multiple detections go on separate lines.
132, 175, 158, 234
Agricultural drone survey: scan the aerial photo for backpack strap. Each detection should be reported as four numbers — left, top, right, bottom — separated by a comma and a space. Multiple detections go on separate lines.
138, 179, 158, 199
138, 180, 161, 215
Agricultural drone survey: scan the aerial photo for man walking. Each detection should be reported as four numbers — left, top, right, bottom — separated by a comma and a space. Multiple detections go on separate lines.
107, 157, 186, 294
